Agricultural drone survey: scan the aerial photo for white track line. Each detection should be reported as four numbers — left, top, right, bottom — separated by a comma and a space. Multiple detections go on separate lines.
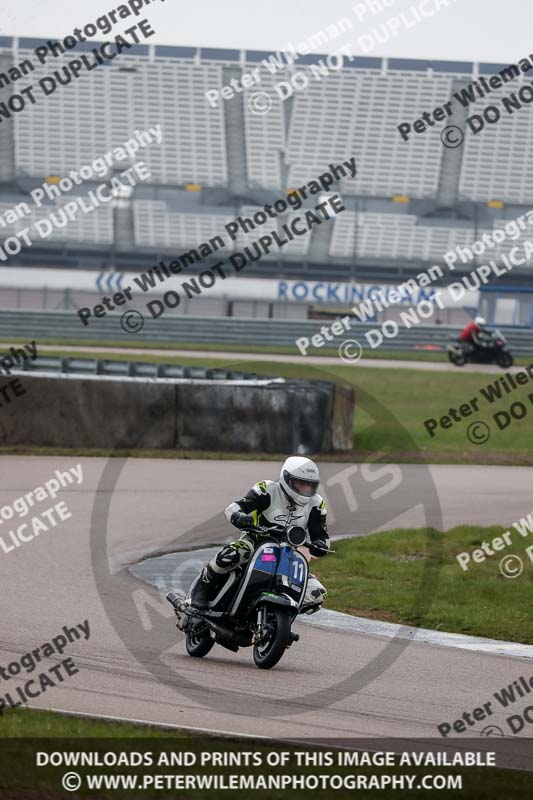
45, 707, 272, 740
299, 609, 533, 659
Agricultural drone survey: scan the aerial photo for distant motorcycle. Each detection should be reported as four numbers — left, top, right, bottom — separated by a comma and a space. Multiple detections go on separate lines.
166, 525, 330, 670
447, 328, 513, 368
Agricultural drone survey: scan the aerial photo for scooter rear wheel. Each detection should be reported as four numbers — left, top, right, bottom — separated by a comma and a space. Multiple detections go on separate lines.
186, 628, 215, 657
253, 606, 292, 669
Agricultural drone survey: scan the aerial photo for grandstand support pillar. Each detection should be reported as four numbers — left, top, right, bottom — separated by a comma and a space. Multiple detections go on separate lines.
0, 54, 16, 184
222, 66, 248, 195
308, 205, 336, 264
113, 204, 135, 255
435, 78, 471, 210
279, 94, 293, 190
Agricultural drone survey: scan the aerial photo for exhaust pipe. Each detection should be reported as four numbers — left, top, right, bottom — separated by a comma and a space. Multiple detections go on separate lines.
166, 594, 252, 647
166, 591, 183, 609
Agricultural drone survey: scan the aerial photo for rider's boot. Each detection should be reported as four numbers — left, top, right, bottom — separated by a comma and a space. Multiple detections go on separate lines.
190, 564, 225, 609
301, 574, 327, 615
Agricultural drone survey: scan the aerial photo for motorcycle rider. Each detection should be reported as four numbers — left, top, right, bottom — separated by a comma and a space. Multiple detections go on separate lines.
190, 456, 330, 613
458, 315, 488, 354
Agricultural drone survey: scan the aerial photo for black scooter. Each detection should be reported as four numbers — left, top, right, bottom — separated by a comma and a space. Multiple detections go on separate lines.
166, 525, 330, 670
447, 329, 513, 368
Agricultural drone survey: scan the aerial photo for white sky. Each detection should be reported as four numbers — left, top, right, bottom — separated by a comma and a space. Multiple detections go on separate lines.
0, 0, 531, 64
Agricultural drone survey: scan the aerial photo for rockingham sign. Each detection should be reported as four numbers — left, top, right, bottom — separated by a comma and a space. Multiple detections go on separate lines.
0, 267, 439, 310
277, 278, 435, 306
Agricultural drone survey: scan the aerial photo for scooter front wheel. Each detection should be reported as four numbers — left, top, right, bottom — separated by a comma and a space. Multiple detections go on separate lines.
253, 606, 292, 669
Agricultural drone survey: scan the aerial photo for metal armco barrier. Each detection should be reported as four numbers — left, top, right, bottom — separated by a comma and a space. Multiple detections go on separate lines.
0, 310, 532, 355
19, 356, 263, 381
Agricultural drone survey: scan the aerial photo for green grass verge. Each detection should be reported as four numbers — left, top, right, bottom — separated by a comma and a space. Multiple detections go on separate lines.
25, 347, 533, 464
0, 710, 529, 799
313, 526, 533, 643
0, 709, 172, 738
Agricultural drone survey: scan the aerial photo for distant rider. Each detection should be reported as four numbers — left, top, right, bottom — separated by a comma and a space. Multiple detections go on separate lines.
458, 315, 487, 354
190, 456, 330, 613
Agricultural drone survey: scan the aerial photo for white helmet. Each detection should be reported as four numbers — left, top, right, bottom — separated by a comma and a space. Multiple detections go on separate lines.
475, 316, 486, 326
279, 456, 320, 506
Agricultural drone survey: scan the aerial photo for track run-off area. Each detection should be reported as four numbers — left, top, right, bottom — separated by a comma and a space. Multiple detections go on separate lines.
1, 456, 532, 741
8, 343, 527, 374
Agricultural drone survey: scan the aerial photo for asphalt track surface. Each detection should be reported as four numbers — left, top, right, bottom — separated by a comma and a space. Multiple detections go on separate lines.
18, 343, 526, 374
1, 456, 533, 743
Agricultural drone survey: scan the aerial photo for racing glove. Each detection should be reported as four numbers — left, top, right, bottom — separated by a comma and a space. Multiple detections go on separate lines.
230, 512, 255, 530
308, 538, 330, 557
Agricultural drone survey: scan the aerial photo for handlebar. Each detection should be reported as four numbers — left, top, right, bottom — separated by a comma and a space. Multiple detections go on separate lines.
309, 543, 336, 554
248, 526, 334, 553
248, 525, 294, 538
248, 525, 275, 535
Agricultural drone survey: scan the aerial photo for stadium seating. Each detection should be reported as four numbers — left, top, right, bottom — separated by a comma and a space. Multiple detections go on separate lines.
459, 82, 533, 204
1, 37, 533, 273
0, 199, 113, 244
133, 201, 234, 250
132, 201, 312, 257
13, 42, 228, 187
330, 212, 533, 265
329, 212, 489, 261
286, 65, 462, 198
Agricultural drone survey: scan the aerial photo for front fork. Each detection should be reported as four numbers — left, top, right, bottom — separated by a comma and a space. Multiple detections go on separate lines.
252, 605, 267, 644
252, 603, 300, 647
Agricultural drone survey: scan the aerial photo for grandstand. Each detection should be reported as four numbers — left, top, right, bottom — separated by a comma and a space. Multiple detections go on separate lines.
1, 36, 533, 324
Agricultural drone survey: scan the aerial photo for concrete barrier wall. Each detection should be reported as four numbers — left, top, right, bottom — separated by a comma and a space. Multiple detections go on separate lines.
0, 374, 355, 453
0, 375, 176, 449
331, 383, 356, 451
